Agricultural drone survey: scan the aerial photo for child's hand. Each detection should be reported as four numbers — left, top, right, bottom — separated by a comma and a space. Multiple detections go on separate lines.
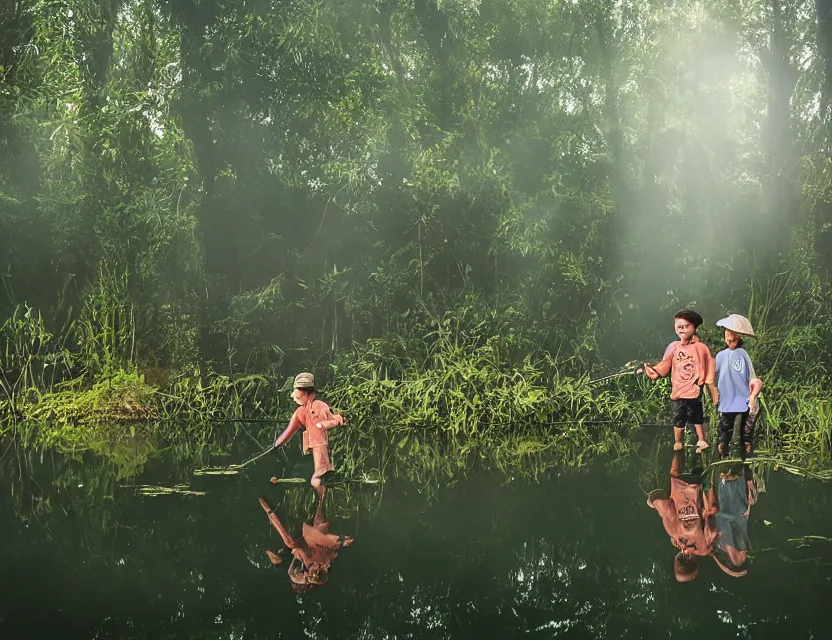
706, 383, 718, 406
639, 364, 659, 380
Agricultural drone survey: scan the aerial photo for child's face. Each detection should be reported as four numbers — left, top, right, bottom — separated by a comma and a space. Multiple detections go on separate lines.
674, 318, 696, 342
291, 388, 309, 405
724, 329, 741, 350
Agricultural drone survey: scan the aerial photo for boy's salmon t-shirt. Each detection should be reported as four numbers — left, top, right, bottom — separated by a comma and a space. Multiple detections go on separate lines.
653, 478, 716, 557
276, 397, 344, 450
657, 337, 715, 400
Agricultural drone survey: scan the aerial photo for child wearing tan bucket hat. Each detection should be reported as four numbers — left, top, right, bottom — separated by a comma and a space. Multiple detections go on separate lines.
273, 372, 346, 495
714, 315, 763, 456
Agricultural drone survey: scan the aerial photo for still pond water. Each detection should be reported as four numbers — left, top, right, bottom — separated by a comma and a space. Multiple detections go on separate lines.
0, 430, 830, 639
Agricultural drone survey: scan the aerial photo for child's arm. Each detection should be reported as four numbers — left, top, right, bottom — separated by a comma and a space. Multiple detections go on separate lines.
703, 346, 718, 404
650, 498, 682, 542
316, 414, 345, 429
275, 408, 303, 446
748, 376, 763, 413
707, 383, 719, 405
705, 518, 719, 548
258, 497, 301, 548
703, 485, 718, 517
640, 363, 660, 379
640, 346, 673, 379
312, 400, 346, 429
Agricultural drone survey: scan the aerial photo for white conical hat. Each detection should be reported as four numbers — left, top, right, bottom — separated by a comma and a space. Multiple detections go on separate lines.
716, 314, 755, 337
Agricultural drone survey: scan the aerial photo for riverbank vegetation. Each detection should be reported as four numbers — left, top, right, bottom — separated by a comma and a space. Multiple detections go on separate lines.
1, 1, 831, 469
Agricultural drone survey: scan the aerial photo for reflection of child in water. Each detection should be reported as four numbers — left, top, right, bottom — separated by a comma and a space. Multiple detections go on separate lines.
258, 496, 353, 593
710, 462, 756, 576
647, 449, 718, 582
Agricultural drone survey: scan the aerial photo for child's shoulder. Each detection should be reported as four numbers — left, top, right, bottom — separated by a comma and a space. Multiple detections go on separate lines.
663, 339, 681, 353
310, 398, 332, 414
694, 338, 715, 355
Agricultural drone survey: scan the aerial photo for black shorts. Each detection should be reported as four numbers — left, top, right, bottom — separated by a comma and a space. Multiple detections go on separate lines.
671, 396, 704, 427
718, 411, 754, 446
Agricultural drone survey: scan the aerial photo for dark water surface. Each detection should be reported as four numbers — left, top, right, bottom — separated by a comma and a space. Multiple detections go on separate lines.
1, 432, 830, 639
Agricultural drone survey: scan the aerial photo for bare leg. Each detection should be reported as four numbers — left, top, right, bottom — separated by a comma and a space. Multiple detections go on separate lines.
671, 448, 683, 477
673, 426, 684, 450
694, 424, 709, 452
313, 486, 328, 524
311, 474, 328, 502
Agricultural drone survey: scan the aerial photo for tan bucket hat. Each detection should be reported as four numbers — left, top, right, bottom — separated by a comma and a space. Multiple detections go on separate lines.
293, 372, 315, 389
716, 314, 755, 337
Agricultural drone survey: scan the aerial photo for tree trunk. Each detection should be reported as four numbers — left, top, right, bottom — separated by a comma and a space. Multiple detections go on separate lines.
761, 0, 800, 255
816, 0, 832, 148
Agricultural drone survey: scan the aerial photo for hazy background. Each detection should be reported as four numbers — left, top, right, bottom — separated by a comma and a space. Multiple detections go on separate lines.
1, 0, 830, 378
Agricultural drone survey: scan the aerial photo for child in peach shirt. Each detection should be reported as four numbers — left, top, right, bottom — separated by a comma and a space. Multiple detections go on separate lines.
274, 372, 345, 497
640, 309, 718, 453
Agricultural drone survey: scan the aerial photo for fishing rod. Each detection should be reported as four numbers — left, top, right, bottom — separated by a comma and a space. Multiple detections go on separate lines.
192, 442, 286, 476
144, 416, 294, 424
586, 360, 643, 385
587, 369, 637, 385
237, 444, 278, 468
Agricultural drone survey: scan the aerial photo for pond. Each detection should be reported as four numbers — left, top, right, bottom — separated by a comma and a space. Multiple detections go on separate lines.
0, 429, 830, 639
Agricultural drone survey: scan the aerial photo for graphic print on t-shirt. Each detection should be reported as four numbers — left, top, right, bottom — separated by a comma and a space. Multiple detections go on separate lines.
675, 349, 697, 384
731, 356, 744, 374
678, 502, 698, 523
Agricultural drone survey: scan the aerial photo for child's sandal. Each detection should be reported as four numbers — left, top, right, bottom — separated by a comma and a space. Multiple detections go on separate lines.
695, 440, 710, 454
673, 442, 683, 451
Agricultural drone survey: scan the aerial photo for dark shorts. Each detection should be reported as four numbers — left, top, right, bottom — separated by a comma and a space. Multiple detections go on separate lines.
718, 411, 755, 447
671, 396, 704, 427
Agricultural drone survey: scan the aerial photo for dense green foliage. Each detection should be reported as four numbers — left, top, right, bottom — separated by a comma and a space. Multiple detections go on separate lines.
1, 0, 831, 462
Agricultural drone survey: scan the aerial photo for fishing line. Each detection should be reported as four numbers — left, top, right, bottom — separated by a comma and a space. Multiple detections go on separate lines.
240, 423, 266, 449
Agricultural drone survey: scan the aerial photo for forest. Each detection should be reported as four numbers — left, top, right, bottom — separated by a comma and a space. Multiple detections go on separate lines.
1, 0, 830, 469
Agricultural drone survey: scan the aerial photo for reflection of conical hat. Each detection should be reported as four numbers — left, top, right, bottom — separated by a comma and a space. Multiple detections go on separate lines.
712, 550, 748, 577
716, 314, 756, 337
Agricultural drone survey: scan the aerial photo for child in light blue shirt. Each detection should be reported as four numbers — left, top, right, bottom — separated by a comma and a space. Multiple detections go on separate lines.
714, 314, 763, 456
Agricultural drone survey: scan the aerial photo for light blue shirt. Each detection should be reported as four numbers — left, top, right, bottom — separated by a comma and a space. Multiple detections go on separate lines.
715, 348, 756, 413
